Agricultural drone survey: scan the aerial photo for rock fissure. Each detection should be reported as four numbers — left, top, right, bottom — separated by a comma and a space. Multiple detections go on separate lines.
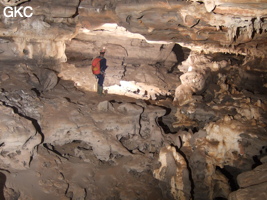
138, 104, 146, 139
0, 100, 44, 143
42, 143, 69, 160
216, 166, 240, 192
0, 0, 267, 199
72, 0, 82, 18
175, 146, 195, 200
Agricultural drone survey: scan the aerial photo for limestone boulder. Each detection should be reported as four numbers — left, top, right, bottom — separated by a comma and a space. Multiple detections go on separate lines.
40, 98, 115, 161
229, 163, 267, 200
174, 52, 226, 105
0, 103, 42, 170
154, 146, 191, 200
180, 71, 206, 92
237, 163, 267, 188
0, 89, 44, 121
229, 182, 267, 200
176, 110, 267, 200
174, 85, 193, 106
40, 97, 166, 161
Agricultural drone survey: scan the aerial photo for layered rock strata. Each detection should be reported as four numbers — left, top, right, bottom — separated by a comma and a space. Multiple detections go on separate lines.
0, 0, 267, 200
0, 52, 267, 200
229, 156, 267, 200
155, 52, 267, 200
0, 61, 172, 199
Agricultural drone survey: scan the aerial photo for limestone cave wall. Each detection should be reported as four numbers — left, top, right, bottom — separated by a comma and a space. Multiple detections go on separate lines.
0, 0, 267, 200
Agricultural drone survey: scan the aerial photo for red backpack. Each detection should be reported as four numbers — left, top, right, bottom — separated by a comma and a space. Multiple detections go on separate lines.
91, 57, 102, 75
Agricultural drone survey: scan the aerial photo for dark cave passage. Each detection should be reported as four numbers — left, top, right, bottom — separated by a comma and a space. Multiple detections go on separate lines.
0, 172, 6, 200
167, 44, 191, 73
216, 166, 240, 192
156, 106, 178, 134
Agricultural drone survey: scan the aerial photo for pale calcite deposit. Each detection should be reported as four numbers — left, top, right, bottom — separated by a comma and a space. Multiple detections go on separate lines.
154, 146, 191, 200
204, 116, 243, 167
0, 0, 266, 199
174, 52, 219, 105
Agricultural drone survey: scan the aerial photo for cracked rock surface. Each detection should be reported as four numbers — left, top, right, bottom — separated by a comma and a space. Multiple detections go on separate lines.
0, 0, 267, 200
0, 60, 172, 200
1, 49, 267, 200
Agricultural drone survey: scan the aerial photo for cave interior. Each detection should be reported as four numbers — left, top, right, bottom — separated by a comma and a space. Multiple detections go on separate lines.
0, 0, 267, 200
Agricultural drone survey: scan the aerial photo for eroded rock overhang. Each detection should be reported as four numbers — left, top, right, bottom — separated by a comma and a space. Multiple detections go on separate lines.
0, 0, 267, 60
1, 0, 266, 99
78, 0, 267, 57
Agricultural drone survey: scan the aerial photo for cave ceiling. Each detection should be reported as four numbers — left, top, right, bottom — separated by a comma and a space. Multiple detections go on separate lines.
0, 0, 267, 58
1, 1, 267, 200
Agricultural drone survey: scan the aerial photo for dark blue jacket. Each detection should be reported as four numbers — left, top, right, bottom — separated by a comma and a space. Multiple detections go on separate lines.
98, 56, 107, 72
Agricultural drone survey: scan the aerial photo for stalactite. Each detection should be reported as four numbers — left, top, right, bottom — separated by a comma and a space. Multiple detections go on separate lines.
247, 21, 253, 39
254, 17, 262, 34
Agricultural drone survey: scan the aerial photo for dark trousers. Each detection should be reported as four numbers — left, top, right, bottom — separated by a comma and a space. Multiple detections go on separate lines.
96, 74, 104, 86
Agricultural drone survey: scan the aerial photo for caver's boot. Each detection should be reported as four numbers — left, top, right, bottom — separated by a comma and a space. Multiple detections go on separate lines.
97, 85, 103, 95
99, 85, 103, 95
97, 84, 101, 95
